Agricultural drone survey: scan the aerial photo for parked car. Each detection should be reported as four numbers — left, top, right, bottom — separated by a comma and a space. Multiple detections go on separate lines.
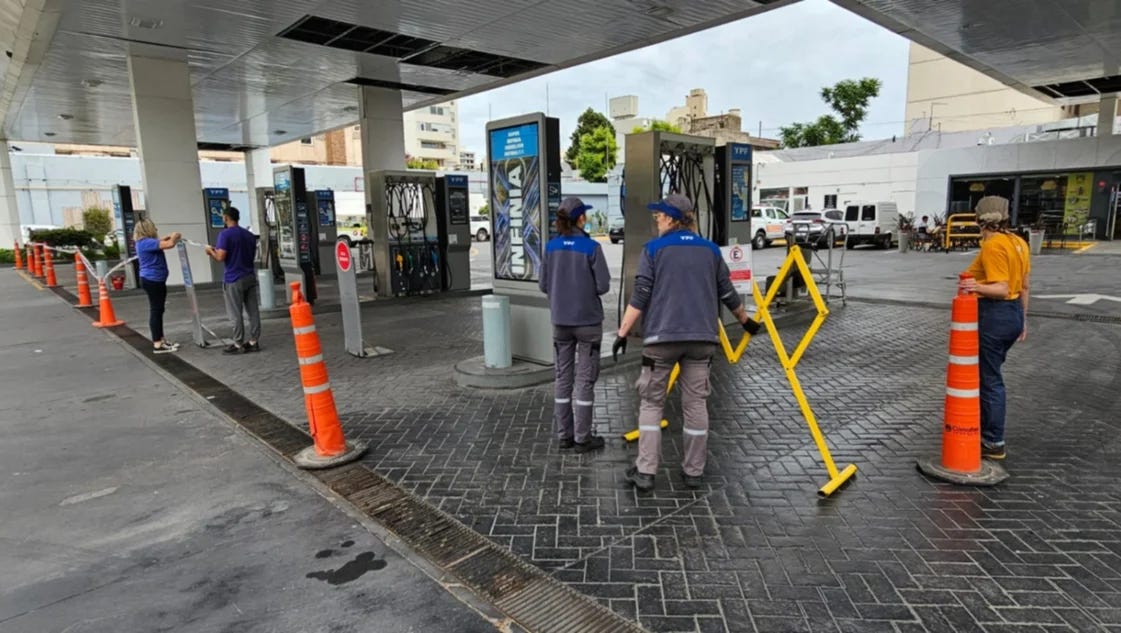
470, 215, 490, 241
784, 210, 848, 248
750, 206, 790, 250
608, 221, 624, 244
843, 201, 899, 249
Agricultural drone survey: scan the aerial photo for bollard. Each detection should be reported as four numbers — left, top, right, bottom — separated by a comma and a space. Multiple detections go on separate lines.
13, 242, 22, 269
288, 282, 367, 469
74, 254, 94, 308
43, 248, 58, 288
482, 295, 512, 369
258, 269, 275, 311
917, 273, 1008, 485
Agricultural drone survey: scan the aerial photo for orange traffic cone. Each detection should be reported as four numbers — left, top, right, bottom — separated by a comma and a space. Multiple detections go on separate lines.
74, 254, 94, 308
43, 248, 58, 288
32, 244, 42, 278
288, 282, 366, 469
917, 273, 1008, 485
91, 278, 124, 328
13, 242, 22, 269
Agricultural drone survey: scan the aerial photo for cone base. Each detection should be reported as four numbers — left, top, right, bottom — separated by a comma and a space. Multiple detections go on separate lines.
92, 320, 125, 328
75, 303, 94, 309
294, 440, 367, 470
916, 456, 1009, 486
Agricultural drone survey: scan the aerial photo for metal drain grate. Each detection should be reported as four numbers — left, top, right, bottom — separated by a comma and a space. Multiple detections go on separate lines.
447, 547, 537, 600
1028, 310, 1121, 325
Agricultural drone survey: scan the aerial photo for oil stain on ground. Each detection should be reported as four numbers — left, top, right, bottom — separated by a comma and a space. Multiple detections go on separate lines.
306, 551, 386, 586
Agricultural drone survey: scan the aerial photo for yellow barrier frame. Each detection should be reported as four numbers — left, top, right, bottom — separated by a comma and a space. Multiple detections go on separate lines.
756, 245, 857, 496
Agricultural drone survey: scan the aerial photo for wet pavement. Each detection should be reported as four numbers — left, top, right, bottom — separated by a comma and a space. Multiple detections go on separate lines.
16, 240, 1121, 632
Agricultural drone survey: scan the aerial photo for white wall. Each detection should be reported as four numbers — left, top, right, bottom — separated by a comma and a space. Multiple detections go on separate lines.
755, 152, 919, 214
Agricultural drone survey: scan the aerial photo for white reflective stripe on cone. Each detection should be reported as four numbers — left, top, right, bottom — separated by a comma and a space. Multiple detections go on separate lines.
303, 382, 331, 395
683, 428, 707, 436
293, 325, 317, 335
298, 354, 323, 365
574, 400, 593, 407
950, 322, 978, 331
945, 387, 980, 398
638, 426, 662, 432
947, 355, 979, 365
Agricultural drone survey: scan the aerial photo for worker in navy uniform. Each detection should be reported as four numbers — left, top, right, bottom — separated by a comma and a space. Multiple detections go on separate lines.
613, 193, 758, 490
538, 197, 612, 452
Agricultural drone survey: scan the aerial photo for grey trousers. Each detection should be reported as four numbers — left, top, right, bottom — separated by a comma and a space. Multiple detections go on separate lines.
223, 274, 261, 345
553, 325, 602, 442
635, 342, 716, 477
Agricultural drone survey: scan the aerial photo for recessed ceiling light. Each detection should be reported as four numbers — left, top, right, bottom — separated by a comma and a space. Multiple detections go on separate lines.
44, 132, 56, 137
645, 5, 674, 18
273, 129, 288, 135
342, 105, 358, 113
129, 17, 164, 29
960, 22, 984, 30
58, 114, 73, 120
81, 79, 102, 89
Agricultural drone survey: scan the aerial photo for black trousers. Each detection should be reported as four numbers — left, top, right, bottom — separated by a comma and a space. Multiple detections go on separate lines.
140, 278, 167, 342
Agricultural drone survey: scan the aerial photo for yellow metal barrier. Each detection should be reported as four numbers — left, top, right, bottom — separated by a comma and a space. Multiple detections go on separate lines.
943, 213, 980, 251
755, 245, 857, 496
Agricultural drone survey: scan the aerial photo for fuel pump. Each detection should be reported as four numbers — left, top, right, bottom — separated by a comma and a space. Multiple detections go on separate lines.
254, 187, 283, 282
713, 143, 754, 247
369, 170, 440, 298
435, 174, 471, 291
273, 166, 316, 304
307, 189, 338, 278
111, 185, 140, 289
203, 187, 231, 282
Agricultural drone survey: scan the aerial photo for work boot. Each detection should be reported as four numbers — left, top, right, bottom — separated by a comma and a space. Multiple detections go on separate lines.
574, 436, 605, 453
558, 437, 575, 449
680, 471, 703, 489
625, 466, 654, 491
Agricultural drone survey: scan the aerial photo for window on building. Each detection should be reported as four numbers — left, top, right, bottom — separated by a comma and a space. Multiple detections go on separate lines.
420, 141, 445, 150
300, 137, 312, 145
823, 194, 837, 209
430, 106, 445, 116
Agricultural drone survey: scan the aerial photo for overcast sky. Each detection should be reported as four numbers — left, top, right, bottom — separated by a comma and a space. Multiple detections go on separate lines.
456, 0, 910, 159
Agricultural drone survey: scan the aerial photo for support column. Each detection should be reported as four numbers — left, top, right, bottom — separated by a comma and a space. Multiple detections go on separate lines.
244, 147, 271, 233
0, 144, 20, 248
1099, 96, 1117, 137
358, 87, 406, 227
128, 55, 209, 285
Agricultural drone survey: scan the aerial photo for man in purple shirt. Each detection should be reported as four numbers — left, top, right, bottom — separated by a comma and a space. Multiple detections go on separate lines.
205, 207, 261, 354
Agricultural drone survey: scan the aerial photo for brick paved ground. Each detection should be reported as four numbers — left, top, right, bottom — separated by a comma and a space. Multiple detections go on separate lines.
42, 247, 1121, 632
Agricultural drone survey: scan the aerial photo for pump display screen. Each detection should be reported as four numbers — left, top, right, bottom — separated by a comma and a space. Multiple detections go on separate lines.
730, 165, 750, 222
274, 171, 296, 262
489, 123, 542, 282
205, 188, 230, 228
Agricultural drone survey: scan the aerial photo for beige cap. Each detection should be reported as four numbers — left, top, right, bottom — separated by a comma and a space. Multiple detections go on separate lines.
975, 196, 1009, 225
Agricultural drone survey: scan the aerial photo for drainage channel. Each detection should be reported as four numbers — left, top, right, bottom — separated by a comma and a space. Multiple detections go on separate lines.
53, 286, 645, 633
848, 295, 1121, 325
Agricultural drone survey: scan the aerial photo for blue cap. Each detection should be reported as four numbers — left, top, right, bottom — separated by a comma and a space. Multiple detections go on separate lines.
558, 197, 592, 221
647, 193, 693, 222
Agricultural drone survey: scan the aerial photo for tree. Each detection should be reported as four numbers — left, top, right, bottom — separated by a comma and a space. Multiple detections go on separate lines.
565, 108, 615, 170
406, 156, 439, 170
82, 207, 112, 240
574, 126, 618, 183
478, 203, 489, 217
779, 77, 881, 148
632, 120, 681, 134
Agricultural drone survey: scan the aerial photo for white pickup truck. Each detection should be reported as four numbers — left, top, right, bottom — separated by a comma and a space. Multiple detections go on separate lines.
749, 206, 790, 250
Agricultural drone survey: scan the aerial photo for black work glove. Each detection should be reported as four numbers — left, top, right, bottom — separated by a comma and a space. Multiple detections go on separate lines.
742, 318, 761, 336
612, 335, 627, 362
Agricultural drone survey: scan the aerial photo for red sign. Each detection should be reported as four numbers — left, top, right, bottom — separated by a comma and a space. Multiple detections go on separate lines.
336, 241, 351, 272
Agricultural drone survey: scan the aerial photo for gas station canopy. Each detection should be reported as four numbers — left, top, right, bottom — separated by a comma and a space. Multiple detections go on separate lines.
1, 0, 1118, 149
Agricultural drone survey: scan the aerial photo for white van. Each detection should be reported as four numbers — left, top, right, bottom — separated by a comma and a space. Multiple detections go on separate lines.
750, 206, 790, 250
469, 215, 490, 241
843, 201, 899, 249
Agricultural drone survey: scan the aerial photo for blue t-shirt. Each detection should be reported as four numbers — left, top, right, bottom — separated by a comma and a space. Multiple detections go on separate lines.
215, 226, 257, 283
136, 237, 168, 283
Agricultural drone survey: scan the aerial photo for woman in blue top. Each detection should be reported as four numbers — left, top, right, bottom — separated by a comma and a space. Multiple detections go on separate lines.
538, 197, 611, 452
133, 219, 181, 353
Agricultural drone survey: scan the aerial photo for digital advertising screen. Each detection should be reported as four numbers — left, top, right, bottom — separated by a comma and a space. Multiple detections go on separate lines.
731, 164, 750, 222
489, 123, 542, 282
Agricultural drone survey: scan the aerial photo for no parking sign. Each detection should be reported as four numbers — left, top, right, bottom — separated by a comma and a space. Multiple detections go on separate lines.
721, 244, 753, 294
